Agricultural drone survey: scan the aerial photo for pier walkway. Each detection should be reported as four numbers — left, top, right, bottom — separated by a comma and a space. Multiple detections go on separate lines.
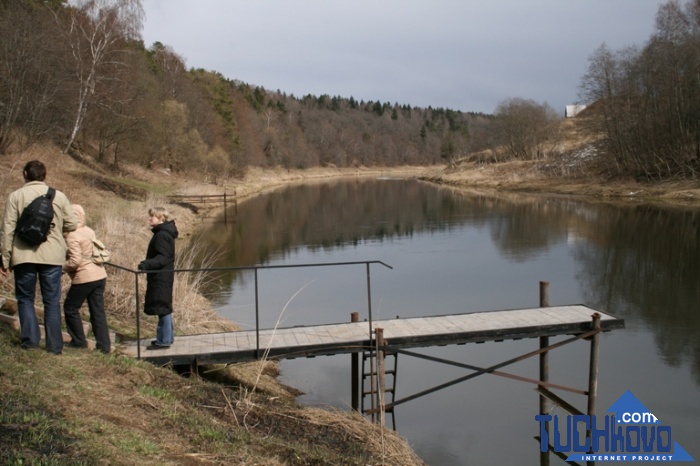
119, 304, 623, 366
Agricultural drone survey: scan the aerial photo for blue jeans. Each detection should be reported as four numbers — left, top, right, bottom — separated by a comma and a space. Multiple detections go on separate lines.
155, 313, 173, 346
14, 263, 63, 353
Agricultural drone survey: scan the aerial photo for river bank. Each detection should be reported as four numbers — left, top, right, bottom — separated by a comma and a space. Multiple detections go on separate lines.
203, 161, 700, 211
2, 145, 699, 465
416, 161, 700, 206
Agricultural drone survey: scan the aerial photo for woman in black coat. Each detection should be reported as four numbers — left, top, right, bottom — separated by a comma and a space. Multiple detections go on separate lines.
138, 206, 178, 350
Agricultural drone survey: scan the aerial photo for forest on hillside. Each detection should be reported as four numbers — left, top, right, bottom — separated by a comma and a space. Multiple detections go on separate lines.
578, 0, 700, 180
0, 0, 564, 180
2, 0, 700, 182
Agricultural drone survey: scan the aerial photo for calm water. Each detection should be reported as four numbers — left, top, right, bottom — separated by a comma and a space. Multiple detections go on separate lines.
190, 178, 700, 465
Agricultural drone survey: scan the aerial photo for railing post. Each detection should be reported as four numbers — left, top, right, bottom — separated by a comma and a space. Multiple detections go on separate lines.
365, 262, 373, 339
135, 271, 141, 359
351, 312, 360, 412
254, 267, 260, 359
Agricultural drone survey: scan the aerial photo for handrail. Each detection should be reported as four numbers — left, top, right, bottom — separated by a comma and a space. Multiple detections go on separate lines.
107, 260, 393, 359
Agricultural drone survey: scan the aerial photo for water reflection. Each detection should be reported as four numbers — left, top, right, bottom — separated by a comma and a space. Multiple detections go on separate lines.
188, 178, 700, 464
191, 179, 700, 382
573, 205, 700, 382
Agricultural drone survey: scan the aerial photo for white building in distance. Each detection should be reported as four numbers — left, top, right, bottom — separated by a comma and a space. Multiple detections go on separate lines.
565, 104, 587, 118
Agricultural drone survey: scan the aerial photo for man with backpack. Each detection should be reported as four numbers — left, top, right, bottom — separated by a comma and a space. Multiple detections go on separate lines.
1, 160, 77, 354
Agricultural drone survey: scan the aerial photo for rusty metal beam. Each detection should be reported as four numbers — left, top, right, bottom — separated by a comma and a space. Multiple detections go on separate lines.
384, 327, 601, 410
535, 386, 585, 416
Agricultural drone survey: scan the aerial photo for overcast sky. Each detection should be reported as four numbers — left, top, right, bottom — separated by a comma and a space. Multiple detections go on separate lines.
141, 0, 667, 115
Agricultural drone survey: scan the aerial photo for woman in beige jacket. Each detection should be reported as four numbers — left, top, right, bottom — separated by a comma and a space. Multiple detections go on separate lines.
62, 204, 110, 353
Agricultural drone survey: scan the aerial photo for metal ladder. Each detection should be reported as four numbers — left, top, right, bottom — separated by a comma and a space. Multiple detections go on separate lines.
361, 347, 398, 430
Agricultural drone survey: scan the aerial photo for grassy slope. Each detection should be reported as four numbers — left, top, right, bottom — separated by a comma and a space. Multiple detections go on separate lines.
0, 146, 426, 466
0, 328, 427, 465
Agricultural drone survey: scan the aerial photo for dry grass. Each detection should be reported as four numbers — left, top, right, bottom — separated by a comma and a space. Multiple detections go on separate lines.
0, 145, 427, 465
29, 164, 241, 339
202, 360, 303, 400
298, 408, 425, 466
0, 327, 425, 465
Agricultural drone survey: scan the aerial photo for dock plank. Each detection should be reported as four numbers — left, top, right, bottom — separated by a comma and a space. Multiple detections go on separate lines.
120, 305, 624, 366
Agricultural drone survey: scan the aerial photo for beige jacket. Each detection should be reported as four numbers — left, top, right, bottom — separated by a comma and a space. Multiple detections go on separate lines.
63, 205, 107, 285
1, 181, 77, 269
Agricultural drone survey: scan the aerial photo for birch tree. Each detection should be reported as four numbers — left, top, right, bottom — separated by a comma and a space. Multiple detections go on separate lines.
62, 0, 143, 153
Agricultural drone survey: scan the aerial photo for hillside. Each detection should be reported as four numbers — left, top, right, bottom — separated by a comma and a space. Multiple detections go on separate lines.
421, 115, 700, 205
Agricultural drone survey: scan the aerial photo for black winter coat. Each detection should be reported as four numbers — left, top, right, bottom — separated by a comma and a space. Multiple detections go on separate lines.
141, 220, 178, 316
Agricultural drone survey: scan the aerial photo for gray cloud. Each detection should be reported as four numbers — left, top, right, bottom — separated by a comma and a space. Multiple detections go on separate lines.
142, 0, 666, 114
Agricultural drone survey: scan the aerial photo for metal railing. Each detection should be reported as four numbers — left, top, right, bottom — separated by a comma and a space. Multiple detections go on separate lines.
108, 260, 393, 359
166, 191, 237, 223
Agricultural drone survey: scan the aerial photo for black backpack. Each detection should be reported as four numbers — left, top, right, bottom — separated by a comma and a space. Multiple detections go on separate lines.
16, 187, 56, 246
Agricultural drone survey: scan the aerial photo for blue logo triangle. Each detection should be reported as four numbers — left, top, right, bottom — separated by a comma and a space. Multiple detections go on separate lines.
607, 390, 660, 424
670, 442, 695, 462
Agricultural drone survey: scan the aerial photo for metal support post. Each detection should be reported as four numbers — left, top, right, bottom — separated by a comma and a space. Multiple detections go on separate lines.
254, 268, 260, 359
135, 272, 141, 359
376, 327, 386, 428
587, 313, 601, 446
539, 281, 550, 465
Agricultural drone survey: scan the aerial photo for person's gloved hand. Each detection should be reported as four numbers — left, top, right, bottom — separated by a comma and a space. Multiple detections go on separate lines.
137, 261, 148, 271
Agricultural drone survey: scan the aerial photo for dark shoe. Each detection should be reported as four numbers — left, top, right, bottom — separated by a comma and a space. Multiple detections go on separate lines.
48, 351, 62, 355
20, 343, 38, 350
151, 340, 173, 346
146, 344, 170, 350
68, 342, 87, 348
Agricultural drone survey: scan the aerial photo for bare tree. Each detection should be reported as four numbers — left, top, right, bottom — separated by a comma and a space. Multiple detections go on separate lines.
60, 0, 144, 153
0, 1, 68, 153
579, 0, 700, 179
579, 43, 641, 175
492, 97, 561, 161
148, 42, 187, 99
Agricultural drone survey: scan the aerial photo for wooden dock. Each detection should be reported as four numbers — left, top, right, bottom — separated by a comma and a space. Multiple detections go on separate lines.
119, 304, 624, 366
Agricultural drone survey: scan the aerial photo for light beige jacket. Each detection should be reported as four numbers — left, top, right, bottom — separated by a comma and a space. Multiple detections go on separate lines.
63, 205, 107, 285
1, 181, 77, 269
